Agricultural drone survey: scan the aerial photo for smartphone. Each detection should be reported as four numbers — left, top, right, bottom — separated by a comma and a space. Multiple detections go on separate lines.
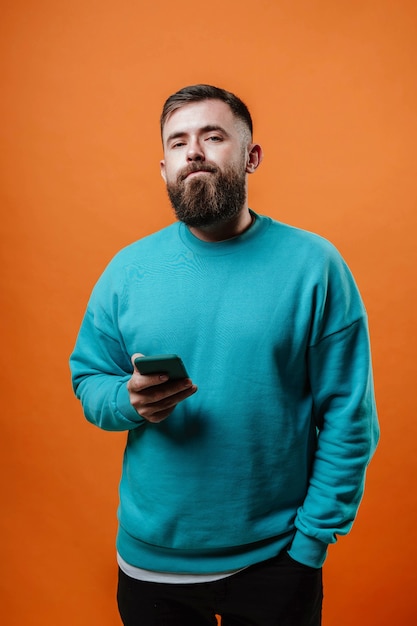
134, 354, 189, 379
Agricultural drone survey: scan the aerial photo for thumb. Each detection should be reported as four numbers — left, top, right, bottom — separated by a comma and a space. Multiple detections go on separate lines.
131, 353, 145, 371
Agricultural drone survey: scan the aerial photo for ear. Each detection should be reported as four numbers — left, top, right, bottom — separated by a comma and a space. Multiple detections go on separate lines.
245, 144, 263, 174
160, 159, 167, 182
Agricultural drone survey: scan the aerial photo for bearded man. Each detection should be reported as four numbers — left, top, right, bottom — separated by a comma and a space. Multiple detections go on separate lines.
70, 84, 379, 625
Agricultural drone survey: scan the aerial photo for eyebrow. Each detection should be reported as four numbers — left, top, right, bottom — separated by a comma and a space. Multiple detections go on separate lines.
165, 125, 230, 145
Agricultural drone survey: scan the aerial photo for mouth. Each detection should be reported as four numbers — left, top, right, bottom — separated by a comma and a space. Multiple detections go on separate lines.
181, 165, 217, 181
185, 170, 212, 178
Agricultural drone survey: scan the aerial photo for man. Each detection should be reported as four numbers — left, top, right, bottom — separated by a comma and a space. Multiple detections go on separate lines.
70, 84, 379, 625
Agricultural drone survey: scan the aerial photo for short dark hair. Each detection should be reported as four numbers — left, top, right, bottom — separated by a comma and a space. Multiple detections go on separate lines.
160, 84, 253, 139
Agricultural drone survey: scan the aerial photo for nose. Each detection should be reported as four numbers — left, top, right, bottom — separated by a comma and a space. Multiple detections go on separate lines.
186, 139, 205, 162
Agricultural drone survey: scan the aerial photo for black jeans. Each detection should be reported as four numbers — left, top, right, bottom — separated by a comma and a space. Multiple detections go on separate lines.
117, 551, 323, 625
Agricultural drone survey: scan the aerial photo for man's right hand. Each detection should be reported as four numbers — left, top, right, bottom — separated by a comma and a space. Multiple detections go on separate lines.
127, 353, 198, 423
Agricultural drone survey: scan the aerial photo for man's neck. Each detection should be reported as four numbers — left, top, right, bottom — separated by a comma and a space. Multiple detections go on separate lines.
188, 208, 254, 243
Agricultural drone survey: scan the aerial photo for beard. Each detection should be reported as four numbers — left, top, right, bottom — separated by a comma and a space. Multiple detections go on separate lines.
166, 159, 247, 228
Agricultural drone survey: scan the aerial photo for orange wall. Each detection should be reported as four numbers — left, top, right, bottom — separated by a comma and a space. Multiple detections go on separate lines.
1, 1, 416, 624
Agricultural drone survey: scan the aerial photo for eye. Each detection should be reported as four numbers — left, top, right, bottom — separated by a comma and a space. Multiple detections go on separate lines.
171, 141, 186, 149
207, 135, 222, 142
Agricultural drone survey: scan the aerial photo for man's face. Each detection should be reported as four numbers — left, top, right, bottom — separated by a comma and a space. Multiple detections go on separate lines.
160, 100, 251, 227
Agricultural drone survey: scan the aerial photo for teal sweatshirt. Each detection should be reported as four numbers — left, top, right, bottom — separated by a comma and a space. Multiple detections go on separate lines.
70, 212, 379, 572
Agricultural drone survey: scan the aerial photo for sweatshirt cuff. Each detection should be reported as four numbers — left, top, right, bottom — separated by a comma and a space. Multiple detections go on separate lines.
115, 381, 146, 426
288, 531, 328, 569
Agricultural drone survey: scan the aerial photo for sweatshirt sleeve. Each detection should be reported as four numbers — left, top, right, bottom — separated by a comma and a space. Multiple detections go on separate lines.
289, 252, 379, 568
70, 267, 146, 432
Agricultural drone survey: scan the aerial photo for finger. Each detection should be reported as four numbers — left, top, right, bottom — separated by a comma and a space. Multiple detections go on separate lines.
128, 371, 170, 394
137, 378, 193, 403
131, 381, 195, 415
134, 384, 198, 421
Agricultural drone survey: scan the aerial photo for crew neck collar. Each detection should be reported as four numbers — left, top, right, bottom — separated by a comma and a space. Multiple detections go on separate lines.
178, 211, 269, 255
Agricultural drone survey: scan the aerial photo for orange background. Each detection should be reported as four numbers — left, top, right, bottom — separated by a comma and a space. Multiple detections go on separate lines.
1, 1, 416, 624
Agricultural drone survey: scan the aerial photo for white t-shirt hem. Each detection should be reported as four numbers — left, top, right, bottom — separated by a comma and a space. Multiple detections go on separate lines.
117, 552, 248, 584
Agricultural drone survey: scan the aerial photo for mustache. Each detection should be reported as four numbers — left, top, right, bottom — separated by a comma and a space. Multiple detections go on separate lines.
179, 163, 218, 181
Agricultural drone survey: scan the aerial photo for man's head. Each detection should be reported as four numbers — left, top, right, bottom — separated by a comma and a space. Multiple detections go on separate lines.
160, 85, 262, 232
